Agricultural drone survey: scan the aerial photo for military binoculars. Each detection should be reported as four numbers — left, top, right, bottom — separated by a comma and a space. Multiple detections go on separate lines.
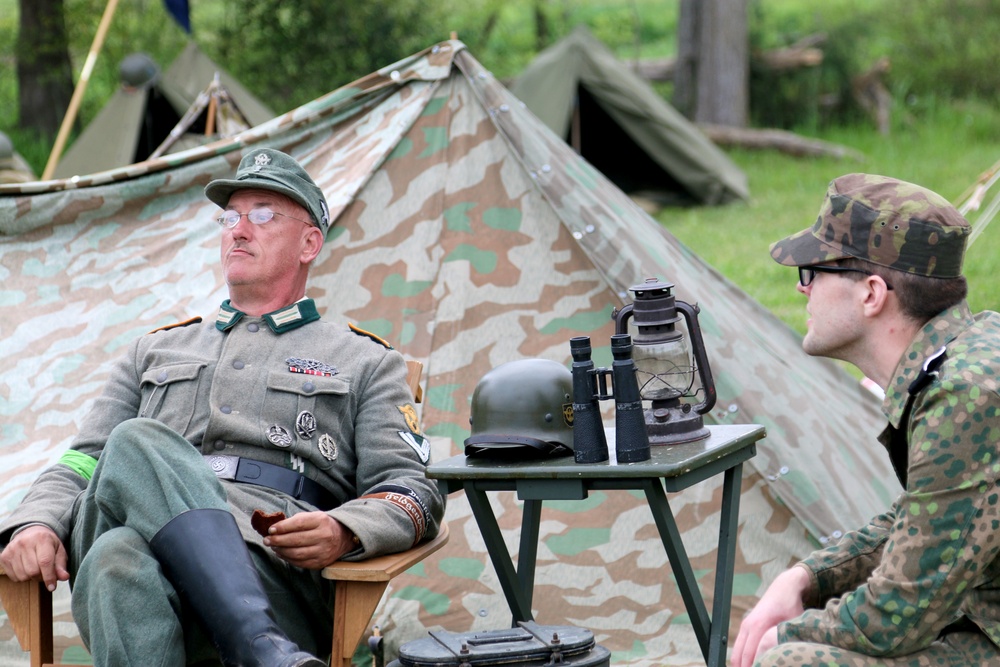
570, 335, 651, 464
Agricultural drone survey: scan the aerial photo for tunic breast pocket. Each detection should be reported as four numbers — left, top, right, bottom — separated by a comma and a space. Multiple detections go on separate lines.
139, 362, 208, 435
264, 371, 351, 470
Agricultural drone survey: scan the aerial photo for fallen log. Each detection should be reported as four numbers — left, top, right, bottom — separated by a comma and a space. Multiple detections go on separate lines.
631, 33, 828, 82
697, 123, 865, 161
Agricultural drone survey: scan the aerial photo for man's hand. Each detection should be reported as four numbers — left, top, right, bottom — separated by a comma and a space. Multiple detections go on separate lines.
731, 565, 810, 667
0, 525, 70, 592
263, 511, 356, 569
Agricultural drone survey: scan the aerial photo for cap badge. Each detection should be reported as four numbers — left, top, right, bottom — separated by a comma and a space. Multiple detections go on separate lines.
320, 200, 330, 229
318, 433, 338, 461
253, 153, 271, 172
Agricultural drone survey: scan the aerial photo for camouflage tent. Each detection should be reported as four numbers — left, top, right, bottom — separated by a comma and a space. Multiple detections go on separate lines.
53, 41, 274, 179
0, 41, 897, 666
511, 26, 749, 207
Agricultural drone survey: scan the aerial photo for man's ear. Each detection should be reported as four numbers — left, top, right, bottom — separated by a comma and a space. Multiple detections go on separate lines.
861, 275, 892, 317
300, 226, 324, 265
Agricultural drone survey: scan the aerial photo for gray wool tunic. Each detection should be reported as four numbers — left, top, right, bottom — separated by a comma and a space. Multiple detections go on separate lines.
0, 298, 444, 559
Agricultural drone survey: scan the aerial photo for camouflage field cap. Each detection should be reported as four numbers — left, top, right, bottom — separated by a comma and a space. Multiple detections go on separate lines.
205, 148, 331, 237
770, 173, 970, 278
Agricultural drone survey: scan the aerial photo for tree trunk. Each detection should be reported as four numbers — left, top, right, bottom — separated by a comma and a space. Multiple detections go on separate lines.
696, 0, 748, 126
17, 0, 75, 139
533, 0, 549, 52
673, 0, 699, 119
674, 0, 748, 127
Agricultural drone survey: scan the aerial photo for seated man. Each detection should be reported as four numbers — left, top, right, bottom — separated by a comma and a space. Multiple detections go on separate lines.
0, 148, 444, 666
732, 174, 1000, 667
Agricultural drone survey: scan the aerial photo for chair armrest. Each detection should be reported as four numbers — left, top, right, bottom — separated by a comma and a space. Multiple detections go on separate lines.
321, 521, 449, 583
0, 563, 58, 664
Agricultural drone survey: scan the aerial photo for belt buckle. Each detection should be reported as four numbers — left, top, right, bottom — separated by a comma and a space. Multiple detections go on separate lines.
207, 454, 239, 480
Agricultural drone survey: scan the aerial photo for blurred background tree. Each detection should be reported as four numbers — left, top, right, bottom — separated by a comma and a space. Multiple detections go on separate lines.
16, 0, 74, 137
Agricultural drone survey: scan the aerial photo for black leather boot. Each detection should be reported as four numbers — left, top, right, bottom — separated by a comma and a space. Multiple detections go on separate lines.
150, 508, 326, 667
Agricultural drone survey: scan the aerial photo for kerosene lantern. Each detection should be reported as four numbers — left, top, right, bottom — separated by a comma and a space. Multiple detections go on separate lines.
612, 278, 717, 444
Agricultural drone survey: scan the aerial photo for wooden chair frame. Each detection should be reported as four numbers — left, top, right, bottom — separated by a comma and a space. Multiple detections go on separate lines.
0, 360, 447, 667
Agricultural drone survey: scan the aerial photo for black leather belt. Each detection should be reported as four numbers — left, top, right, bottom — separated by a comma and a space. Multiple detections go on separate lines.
205, 455, 336, 511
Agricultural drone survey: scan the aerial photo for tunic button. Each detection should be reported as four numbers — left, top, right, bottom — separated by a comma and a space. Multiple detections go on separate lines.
233, 360, 245, 370
303, 381, 315, 393
247, 323, 260, 333
157, 371, 168, 383
214, 440, 225, 450
221, 405, 232, 414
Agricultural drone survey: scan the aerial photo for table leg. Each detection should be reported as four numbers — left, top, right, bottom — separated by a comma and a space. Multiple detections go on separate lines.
643, 479, 711, 663
517, 499, 543, 617
464, 485, 535, 623
707, 462, 744, 667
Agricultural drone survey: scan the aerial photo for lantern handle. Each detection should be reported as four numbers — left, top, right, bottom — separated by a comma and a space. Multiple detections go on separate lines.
612, 303, 633, 335
675, 300, 718, 415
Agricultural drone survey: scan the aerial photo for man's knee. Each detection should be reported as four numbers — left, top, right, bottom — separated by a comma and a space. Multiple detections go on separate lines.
76, 526, 156, 584
104, 418, 185, 462
754, 642, 845, 667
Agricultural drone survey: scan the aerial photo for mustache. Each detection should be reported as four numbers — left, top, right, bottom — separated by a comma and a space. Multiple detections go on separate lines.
226, 241, 254, 257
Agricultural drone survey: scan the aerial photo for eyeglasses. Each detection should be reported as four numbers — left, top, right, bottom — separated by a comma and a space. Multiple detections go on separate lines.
798, 265, 893, 290
215, 208, 313, 229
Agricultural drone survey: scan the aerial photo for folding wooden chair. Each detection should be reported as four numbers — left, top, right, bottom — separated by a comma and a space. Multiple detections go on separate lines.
0, 360, 448, 667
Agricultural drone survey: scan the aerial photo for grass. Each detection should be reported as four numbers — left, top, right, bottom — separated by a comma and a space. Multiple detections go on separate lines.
659, 98, 1000, 337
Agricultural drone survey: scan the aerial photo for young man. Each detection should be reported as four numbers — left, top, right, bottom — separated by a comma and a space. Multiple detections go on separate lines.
0, 148, 444, 666
732, 173, 1000, 667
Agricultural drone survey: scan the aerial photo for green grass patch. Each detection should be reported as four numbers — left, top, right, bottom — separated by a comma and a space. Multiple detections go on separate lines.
661, 102, 1000, 337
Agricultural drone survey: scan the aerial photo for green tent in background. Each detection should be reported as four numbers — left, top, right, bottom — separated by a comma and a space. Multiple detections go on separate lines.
52, 41, 274, 179
512, 26, 749, 206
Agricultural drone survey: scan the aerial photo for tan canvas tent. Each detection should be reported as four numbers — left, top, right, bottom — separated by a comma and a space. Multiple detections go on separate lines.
511, 26, 749, 206
0, 40, 896, 666
52, 41, 274, 179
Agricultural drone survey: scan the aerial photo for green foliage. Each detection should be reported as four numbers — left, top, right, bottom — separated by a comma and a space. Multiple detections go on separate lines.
748, 0, 1000, 129
748, 0, 885, 129
886, 0, 1000, 102
204, 0, 451, 114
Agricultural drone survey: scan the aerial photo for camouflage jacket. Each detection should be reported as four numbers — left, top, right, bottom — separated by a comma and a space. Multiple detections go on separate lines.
779, 302, 1000, 655
0, 299, 444, 558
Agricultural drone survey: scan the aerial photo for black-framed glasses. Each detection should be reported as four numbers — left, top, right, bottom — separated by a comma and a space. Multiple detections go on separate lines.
798, 265, 893, 290
215, 208, 312, 229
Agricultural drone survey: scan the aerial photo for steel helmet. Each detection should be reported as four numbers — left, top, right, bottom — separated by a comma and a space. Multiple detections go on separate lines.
465, 358, 574, 458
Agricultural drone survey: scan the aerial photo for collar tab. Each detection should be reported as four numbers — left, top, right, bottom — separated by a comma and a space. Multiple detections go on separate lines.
216, 298, 320, 334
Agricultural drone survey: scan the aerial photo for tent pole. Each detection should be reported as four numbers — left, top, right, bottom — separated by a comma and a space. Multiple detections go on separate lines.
41, 0, 122, 180
205, 76, 219, 137
571, 97, 582, 154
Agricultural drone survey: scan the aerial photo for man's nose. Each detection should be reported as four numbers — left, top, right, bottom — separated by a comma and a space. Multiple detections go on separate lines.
229, 215, 254, 238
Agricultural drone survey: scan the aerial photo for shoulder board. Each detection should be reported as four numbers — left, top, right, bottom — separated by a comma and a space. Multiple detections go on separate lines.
147, 316, 203, 335
349, 322, 393, 349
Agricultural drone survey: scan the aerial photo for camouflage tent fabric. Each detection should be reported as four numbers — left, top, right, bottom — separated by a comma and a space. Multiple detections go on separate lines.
0, 41, 898, 666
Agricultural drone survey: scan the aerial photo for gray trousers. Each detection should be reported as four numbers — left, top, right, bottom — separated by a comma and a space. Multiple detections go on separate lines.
69, 418, 334, 666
